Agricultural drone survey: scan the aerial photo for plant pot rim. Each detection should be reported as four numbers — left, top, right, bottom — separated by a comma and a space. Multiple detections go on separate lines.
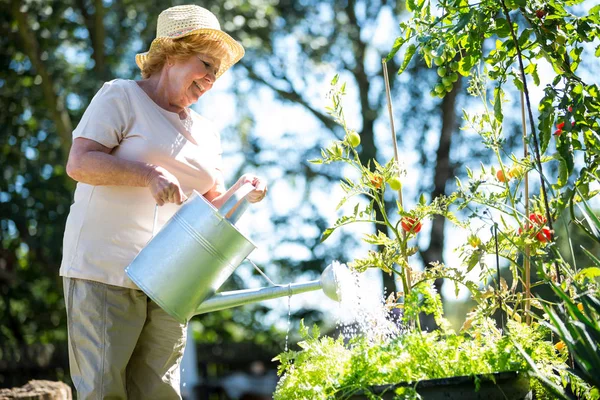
364, 370, 528, 395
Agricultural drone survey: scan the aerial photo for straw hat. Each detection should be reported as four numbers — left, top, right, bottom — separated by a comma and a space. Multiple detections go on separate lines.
135, 5, 245, 79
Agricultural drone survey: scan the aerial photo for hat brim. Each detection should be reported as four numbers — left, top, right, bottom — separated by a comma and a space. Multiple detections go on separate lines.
135, 28, 245, 79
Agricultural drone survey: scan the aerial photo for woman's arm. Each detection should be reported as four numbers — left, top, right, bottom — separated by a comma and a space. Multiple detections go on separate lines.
67, 137, 186, 205
204, 172, 267, 209
203, 170, 231, 208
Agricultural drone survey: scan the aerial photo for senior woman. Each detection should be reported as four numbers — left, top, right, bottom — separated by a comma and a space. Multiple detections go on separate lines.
59, 5, 265, 399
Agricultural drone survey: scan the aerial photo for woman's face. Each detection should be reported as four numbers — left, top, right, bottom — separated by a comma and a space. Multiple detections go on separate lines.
164, 53, 219, 109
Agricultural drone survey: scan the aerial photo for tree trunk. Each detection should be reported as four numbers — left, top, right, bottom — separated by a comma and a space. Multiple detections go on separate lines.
11, 2, 73, 160
75, 0, 109, 81
419, 77, 462, 330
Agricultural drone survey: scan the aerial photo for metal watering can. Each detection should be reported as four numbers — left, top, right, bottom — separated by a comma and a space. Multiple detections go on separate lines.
126, 183, 343, 324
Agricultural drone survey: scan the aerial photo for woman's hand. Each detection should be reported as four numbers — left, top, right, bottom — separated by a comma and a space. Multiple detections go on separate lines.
236, 173, 267, 203
147, 166, 187, 206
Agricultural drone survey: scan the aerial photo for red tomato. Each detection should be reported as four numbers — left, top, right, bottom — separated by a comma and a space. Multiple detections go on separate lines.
401, 217, 422, 234
529, 213, 547, 225
536, 227, 552, 242
556, 121, 565, 130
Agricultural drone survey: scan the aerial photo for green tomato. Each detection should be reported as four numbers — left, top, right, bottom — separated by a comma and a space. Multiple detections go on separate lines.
442, 77, 453, 87
450, 61, 459, 71
437, 66, 447, 77
388, 176, 402, 191
435, 84, 445, 94
450, 72, 459, 82
434, 56, 445, 66
347, 131, 361, 148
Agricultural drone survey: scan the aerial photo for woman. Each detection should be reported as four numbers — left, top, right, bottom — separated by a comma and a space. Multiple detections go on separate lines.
60, 5, 266, 399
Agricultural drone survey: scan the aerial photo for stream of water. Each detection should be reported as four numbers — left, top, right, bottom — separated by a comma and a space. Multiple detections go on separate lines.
330, 261, 402, 343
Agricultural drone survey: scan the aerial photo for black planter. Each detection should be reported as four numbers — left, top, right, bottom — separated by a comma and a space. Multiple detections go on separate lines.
345, 371, 531, 400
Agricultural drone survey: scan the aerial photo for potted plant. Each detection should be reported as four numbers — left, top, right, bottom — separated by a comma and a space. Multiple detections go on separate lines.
273, 0, 599, 398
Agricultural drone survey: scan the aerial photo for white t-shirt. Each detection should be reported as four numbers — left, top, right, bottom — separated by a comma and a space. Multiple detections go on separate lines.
60, 79, 223, 289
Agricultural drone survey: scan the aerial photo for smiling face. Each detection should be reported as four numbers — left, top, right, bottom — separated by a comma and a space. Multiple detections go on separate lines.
163, 53, 220, 109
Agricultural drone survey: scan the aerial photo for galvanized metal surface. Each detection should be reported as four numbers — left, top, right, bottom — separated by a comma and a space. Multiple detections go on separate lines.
126, 185, 257, 323
195, 263, 342, 314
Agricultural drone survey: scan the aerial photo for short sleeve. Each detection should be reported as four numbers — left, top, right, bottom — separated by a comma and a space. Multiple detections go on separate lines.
72, 80, 131, 149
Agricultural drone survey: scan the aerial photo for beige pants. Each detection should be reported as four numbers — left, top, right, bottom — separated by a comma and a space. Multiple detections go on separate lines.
63, 278, 187, 400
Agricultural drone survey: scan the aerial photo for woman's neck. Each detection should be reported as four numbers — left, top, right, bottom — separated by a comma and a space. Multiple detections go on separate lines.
138, 75, 187, 119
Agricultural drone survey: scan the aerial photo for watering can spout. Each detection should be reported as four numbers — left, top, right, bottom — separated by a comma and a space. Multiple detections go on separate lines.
194, 263, 344, 315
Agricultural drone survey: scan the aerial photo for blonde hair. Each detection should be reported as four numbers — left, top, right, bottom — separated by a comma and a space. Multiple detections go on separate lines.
140, 34, 230, 79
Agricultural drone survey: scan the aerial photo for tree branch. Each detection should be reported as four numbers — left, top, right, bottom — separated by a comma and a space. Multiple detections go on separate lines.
240, 61, 339, 133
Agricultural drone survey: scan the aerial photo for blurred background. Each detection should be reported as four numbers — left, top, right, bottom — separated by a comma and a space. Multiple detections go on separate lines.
1, 0, 598, 398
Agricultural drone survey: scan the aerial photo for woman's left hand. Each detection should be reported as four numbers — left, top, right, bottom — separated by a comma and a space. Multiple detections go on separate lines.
236, 173, 267, 203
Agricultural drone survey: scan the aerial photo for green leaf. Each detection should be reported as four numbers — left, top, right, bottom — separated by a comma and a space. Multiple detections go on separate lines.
576, 195, 600, 241
494, 18, 511, 38
493, 86, 503, 123
452, 9, 473, 33
320, 228, 334, 242
524, 62, 540, 86
512, 73, 524, 92
555, 152, 569, 188
386, 37, 406, 62
458, 55, 475, 77
538, 93, 556, 154
397, 43, 417, 75
575, 266, 600, 281
556, 134, 575, 179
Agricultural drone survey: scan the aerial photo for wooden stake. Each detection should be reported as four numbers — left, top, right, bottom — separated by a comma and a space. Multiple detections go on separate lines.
520, 87, 531, 325
382, 58, 411, 293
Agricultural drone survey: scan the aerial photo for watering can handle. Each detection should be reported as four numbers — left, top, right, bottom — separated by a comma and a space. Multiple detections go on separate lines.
219, 182, 255, 224
150, 183, 254, 236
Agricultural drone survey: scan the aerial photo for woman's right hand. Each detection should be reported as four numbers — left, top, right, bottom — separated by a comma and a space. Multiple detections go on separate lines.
147, 166, 187, 206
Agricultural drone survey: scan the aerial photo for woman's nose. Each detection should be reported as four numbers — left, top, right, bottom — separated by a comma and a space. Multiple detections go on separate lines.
204, 71, 215, 84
